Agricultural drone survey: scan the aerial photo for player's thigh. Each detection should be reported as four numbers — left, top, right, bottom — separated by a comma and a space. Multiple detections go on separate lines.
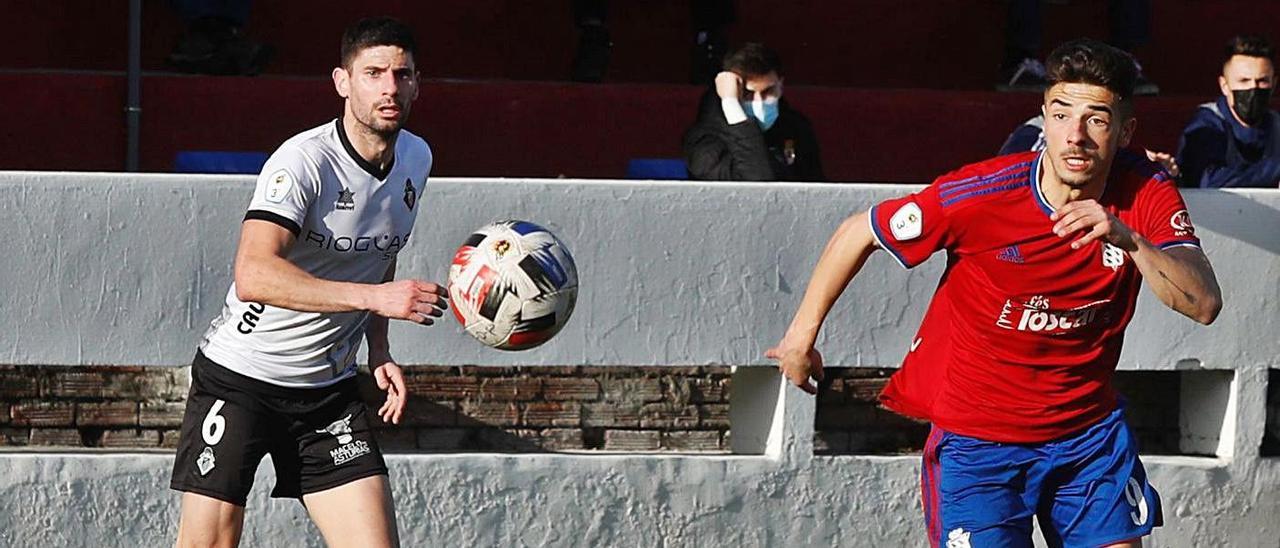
927, 428, 1044, 548
1038, 411, 1160, 548
175, 492, 246, 548
303, 474, 399, 548
170, 383, 275, 508
287, 392, 396, 545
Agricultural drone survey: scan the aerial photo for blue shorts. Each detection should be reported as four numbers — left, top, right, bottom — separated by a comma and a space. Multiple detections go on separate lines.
921, 407, 1162, 548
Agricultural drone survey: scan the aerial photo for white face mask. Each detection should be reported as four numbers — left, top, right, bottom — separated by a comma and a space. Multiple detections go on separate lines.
741, 96, 781, 130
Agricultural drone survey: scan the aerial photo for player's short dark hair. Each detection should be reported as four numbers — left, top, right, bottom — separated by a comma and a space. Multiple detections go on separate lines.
340, 17, 417, 69
1224, 34, 1274, 63
1045, 38, 1137, 109
722, 42, 782, 77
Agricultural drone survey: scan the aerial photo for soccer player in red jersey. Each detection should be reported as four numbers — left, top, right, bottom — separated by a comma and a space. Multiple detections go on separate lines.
768, 39, 1222, 547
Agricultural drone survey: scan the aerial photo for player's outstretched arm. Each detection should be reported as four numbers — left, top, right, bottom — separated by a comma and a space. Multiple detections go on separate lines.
234, 220, 448, 323
767, 210, 879, 394
1051, 201, 1222, 324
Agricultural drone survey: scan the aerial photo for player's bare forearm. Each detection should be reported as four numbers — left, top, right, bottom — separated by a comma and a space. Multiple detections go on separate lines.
1129, 240, 1222, 325
236, 248, 379, 313
780, 211, 878, 350
234, 220, 447, 324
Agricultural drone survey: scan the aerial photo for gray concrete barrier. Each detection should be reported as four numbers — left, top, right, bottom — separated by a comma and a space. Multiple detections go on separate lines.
0, 172, 1277, 546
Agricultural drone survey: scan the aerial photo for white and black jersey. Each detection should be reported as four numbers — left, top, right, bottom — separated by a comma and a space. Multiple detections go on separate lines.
199, 119, 432, 388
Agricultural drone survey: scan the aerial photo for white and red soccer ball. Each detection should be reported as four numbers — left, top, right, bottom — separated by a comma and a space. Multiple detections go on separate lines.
447, 220, 578, 350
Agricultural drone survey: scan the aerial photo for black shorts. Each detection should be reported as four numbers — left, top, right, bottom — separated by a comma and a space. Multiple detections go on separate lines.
170, 350, 388, 507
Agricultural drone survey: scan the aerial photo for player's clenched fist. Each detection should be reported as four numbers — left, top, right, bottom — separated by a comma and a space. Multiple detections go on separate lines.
714, 70, 743, 100
1050, 199, 1137, 251
765, 344, 825, 395
369, 279, 449, 324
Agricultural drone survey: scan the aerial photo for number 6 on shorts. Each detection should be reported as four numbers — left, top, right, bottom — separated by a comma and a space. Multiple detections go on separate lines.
202, 399, 227, 446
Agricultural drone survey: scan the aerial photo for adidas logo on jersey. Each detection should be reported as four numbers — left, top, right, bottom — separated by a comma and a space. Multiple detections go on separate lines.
996, 245, 1025, 264
335, 187, 356, 210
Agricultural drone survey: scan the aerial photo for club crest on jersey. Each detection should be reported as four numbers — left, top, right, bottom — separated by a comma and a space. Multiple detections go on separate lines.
1102, 243, 1125, 270
335, 187, 356, 211
264, 170, 292, 203
889, 202, 923, 241
403, 178, 416, 210
1170, 209, 1195, 237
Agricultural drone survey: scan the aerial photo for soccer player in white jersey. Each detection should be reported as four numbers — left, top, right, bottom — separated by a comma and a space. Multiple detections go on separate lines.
170, 17, 444, 547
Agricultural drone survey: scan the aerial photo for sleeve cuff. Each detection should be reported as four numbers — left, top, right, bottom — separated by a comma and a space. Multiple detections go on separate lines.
867, 205, 911, 270
1157, 240, 1202, 251
720, 99, 749, 125
244, 209, 302, 236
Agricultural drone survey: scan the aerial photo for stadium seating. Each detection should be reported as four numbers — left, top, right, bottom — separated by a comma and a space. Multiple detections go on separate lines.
0, 72, 1219, 182
3, 1, 1276, 180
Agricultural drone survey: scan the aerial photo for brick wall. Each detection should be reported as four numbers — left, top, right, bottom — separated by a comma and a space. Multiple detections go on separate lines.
1, 365, 1189, 454
814, 369, 1182, 455
362, 366, 731, 452
0, 364, 732, 453
0, 365, 189, 448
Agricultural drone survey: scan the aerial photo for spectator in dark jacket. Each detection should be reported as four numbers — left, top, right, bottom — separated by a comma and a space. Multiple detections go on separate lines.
998, 113, 1180, 177
683, 43, 824, 181
1176, 34, 1280, 188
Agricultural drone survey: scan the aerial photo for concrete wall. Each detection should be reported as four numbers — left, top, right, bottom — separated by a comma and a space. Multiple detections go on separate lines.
0, 172, 1277, 546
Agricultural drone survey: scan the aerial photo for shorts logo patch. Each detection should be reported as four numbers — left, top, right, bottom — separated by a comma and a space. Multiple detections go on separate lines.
317, 414, 370, 465
1170, 209, 1195, 237
946, 528, 971, 548
1125, 477, 1149, 526
264, 170, 292, 203
317, 414, 355, 445
197, 446, 216, 476
890, 203, 923, 241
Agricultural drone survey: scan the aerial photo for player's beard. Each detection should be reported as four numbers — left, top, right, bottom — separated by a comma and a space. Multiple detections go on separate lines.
355, 100, 410, 138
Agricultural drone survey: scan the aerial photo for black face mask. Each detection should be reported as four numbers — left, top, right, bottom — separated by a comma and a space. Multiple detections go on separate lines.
1230, 87, 1273, 126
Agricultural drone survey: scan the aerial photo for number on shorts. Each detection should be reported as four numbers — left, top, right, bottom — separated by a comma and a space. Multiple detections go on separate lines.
202, 399, 227, 446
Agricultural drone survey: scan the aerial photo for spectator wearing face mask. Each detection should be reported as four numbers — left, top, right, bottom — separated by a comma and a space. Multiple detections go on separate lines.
683, 42, 824, 181
1176, 34, 1280, 188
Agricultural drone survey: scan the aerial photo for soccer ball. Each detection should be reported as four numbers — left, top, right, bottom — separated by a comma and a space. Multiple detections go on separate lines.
447, 220, 578, 350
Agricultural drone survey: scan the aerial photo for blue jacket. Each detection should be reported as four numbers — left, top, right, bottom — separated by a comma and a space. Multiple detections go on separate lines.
998, 115, 1046, 156
1175, 96, 1280, 188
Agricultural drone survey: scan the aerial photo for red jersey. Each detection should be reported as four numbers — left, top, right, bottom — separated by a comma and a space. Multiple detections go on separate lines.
873, 150, 1199, 443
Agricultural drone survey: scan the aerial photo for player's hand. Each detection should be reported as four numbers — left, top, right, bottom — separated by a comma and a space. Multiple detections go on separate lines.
372, 360, 408, 424
714, 71, 743, 100
1144, 149, 1181, 178
369, 279, 449, 325
1050, 199, 1137, 251
765, 344, 825, 395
